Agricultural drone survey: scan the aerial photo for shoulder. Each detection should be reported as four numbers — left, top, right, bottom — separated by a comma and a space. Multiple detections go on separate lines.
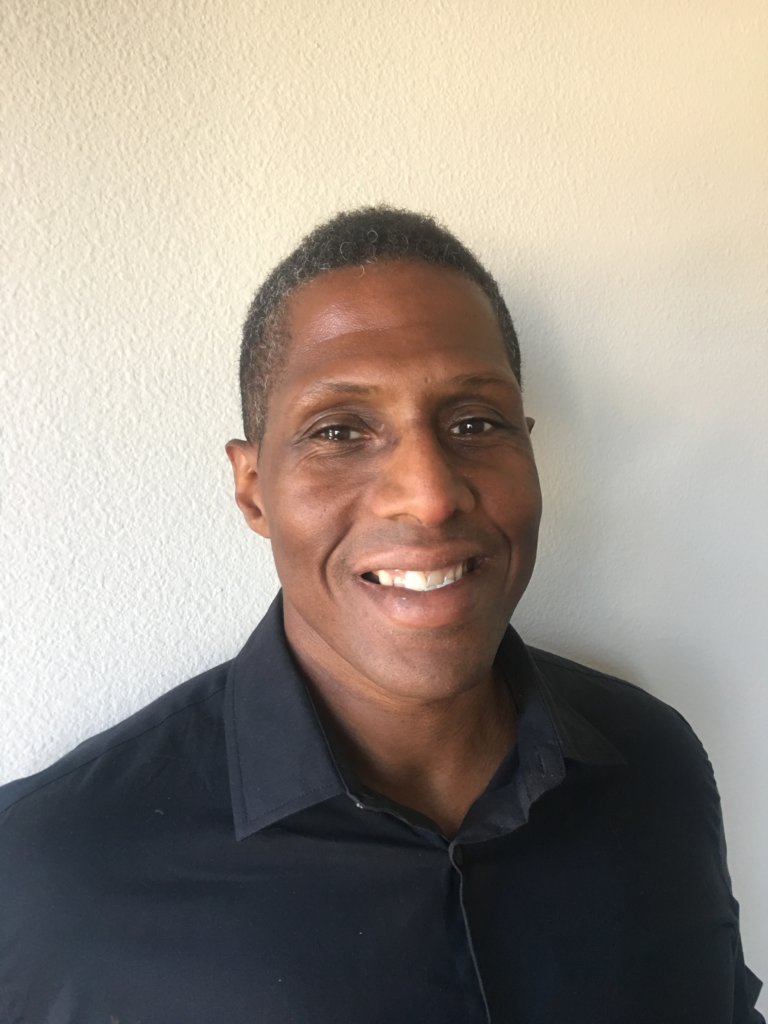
529, 646, 714, 779
527, 647, 731, 892
0, 660, 231, 822
0, 661, 236, 1010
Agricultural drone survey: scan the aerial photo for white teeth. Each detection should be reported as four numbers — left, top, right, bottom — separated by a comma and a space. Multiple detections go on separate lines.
403, 571, 425, 590
370, 561, 469, 591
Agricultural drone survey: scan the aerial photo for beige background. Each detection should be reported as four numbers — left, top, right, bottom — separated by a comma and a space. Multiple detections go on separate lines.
2, 0, 766, 1005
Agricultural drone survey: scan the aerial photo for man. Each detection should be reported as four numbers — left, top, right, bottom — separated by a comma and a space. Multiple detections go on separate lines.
0, 207, 762, 1022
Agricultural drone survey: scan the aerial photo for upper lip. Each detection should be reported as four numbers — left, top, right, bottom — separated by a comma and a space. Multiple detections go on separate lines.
353, 547, 485, 575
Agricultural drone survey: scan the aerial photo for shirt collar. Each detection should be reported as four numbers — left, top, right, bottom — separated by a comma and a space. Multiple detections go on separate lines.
225, 593, 623, 841
225, 594, 346, 839
506, 632, 625, 771
456, 628, 625, 843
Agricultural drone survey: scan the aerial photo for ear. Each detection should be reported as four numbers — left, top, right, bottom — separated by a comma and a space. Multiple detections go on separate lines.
525, 416, 535, 434
225, 439, 271, 539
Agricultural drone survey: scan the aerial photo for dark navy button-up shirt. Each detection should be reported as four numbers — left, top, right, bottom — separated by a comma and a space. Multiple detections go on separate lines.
0, 595, 763, 1023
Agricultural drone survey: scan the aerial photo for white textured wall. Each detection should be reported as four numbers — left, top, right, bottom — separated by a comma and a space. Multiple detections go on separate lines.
3, 0, 766, 1000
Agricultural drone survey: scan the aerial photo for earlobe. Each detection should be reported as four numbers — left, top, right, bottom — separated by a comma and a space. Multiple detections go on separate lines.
225, 439, 271, 539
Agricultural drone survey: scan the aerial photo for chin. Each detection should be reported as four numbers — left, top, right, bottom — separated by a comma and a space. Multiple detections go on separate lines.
350, 622, 505, 700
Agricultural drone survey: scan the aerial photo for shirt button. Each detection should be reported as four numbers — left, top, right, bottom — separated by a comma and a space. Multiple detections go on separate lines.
354, 801, 364, 810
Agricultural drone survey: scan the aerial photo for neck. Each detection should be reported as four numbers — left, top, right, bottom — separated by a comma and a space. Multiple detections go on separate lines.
293, 640, 516, 838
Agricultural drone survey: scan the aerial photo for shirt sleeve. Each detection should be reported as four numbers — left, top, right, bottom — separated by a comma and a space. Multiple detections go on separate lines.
682, 712, 764, 1024
733, 939, 764, 1023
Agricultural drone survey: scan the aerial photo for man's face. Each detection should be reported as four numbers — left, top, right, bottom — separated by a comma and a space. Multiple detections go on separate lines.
229, 261, 542, 703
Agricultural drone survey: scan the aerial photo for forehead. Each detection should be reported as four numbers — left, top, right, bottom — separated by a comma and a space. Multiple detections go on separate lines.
279, 261, 510, 384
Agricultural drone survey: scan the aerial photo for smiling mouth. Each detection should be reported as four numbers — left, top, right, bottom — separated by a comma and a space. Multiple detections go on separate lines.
361, 558, 477, 592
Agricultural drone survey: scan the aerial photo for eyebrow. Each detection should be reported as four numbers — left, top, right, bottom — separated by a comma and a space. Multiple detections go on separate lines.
448, 373, 518, 390
296, 372, 517, 405
296, 381, 380, 406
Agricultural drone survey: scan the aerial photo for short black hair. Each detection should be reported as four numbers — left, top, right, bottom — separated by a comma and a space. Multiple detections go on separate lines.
240, 205, 521, 442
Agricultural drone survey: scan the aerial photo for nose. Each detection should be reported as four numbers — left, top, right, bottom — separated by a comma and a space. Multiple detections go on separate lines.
368, 429, 476, 526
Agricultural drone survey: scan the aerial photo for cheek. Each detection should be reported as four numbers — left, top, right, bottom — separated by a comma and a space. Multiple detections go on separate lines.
485, 462, 542, 530
520, 481, 544, 531
264, 472, 359, 584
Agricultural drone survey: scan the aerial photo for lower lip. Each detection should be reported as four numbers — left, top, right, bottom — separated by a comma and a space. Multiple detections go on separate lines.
355, 563, 486, 629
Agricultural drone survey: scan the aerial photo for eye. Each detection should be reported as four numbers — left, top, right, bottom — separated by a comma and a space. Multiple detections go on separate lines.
450, 417, 495, 436
312, 424, 364, 442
